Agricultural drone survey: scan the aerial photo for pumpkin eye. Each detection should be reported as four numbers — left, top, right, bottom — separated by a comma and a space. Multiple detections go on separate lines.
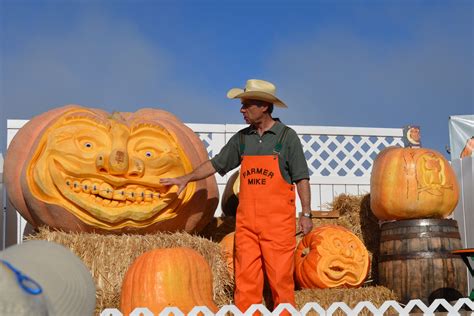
137, 148, 157, 159
333, 238, 342, 248
77, 137, 97, 151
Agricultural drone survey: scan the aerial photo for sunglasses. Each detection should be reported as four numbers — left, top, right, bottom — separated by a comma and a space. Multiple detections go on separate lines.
241, 100, 268, 107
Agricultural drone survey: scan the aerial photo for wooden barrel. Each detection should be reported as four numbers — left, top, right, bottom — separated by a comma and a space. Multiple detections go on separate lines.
378, 219, 467, 304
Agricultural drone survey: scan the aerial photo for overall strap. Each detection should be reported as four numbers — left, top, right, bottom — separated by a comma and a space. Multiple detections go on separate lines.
239, 131, 246, 157
273, 126, 290, 155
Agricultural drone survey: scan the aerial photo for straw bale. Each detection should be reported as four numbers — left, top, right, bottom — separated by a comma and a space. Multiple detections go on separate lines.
295, 286, 397, 315
27, 227, 234, 315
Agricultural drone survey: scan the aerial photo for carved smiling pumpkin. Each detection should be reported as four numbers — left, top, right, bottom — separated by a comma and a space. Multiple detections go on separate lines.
370, 146, 459, 220
295, 225, 370, 289
4, 105, 218, 233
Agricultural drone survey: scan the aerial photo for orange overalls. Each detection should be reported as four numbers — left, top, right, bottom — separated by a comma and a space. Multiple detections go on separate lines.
234, 138, 296, 312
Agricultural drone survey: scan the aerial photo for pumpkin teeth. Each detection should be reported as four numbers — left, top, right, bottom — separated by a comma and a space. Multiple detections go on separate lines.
72, 180, 81, 192
99, 183, 114, 199
112, 189, 127, 201
91, 182, 100, 194
144, 190, 153, 202
65, 177, 173, 206
135, 188, 144, 202
81, 180, 92, 193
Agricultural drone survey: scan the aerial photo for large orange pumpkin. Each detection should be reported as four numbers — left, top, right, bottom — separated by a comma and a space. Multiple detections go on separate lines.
370, 146, 459, 220
294, 225, 370, 289
120, 247, 218, 314
4, 105, 218, 233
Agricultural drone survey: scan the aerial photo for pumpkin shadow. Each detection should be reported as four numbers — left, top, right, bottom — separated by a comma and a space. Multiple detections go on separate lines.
359, 193, 381, 285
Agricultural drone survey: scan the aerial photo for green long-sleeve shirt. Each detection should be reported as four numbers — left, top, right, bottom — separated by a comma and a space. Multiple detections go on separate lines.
210, 121, 310, 184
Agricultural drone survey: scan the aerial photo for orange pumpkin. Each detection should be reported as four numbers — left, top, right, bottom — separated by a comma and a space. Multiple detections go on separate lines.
295, 225, 370, 289
221, 170, 240, 216
370, 146, 459, 220
120, 247, 218, 314
4, 105, 218, 233
219, 231, 235, 277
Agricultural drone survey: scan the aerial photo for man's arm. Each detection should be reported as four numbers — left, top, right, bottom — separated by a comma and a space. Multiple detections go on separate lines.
160, 160, 217, 195
296, 178, 313, 235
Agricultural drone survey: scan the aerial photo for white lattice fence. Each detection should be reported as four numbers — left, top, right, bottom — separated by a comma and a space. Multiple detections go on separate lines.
189, 124, 403, 214
301, 134, 403, 178
4, 120, 403, 245
100, 298, 474, 316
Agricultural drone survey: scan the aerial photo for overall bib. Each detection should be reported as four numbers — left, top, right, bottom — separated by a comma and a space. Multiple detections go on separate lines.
234, 132, 297, 312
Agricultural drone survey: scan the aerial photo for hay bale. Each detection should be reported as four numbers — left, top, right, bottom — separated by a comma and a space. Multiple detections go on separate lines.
296, 286, 397, 315
27, 227, 234, 315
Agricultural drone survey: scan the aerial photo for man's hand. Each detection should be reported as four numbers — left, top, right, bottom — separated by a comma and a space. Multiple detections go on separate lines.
298, 215, 313, 235
159, 175, 189, 195
159, 160, 217, 195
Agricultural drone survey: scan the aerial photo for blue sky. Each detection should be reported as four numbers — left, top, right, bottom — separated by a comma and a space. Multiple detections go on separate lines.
1, 0, 473, 157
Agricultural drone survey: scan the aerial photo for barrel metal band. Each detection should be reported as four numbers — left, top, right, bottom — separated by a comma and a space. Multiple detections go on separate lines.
380, 231, 461, 242
379, 252, 461, 262
381, 219, 458, 230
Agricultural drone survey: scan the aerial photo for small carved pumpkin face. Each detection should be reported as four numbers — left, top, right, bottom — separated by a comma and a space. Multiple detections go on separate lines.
5, 105, 218, 233
315, 226, 368, 285
295, 225, 370, 289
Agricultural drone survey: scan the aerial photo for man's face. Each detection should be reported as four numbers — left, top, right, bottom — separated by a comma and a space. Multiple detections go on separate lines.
240, 99, 268, 124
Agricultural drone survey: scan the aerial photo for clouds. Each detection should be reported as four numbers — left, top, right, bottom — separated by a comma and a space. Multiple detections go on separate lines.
0, 7, 230, 151
1, 9, 226, 122
4, 12, 165, 111
1, 1, 472, 156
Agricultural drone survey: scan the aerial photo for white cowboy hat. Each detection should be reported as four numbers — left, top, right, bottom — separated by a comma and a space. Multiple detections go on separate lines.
227, 79, 287, 108
0, 240, 96, 316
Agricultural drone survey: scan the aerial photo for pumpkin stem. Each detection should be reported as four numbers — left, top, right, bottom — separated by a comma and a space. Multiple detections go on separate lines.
110, 111, 126, 122
301, 247, 310, 257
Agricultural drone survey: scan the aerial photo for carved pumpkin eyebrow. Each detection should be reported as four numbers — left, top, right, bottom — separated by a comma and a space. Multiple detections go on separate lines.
130, 121, 170, 136
63, 112, 111, 129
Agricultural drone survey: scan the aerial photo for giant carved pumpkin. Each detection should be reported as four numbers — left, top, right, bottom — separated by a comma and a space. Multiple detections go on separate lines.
4, 105, 218, 233
120, 247, 218, 314
294, 225, 370, 289
370, 146, 459, 220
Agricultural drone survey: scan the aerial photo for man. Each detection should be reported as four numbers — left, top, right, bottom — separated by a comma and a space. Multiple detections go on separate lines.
160, 79, 313, 312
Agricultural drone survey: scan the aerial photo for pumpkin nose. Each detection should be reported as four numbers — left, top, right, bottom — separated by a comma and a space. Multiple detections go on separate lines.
96, 153, 108, 173
128, 157, 145, 178
108, 149, 129, 175
342, 247, 353, 258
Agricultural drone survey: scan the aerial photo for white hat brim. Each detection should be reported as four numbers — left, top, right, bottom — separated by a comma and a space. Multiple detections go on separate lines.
0, 240, 96, 315
227, 88, 287, 108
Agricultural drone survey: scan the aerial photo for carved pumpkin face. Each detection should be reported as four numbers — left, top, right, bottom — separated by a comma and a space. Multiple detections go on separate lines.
370, 147, 459, 220
5, 105, 218, 233
295, 225, 370, 289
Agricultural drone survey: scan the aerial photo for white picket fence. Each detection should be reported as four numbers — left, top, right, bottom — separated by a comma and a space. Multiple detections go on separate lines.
99, 299, 474, 316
